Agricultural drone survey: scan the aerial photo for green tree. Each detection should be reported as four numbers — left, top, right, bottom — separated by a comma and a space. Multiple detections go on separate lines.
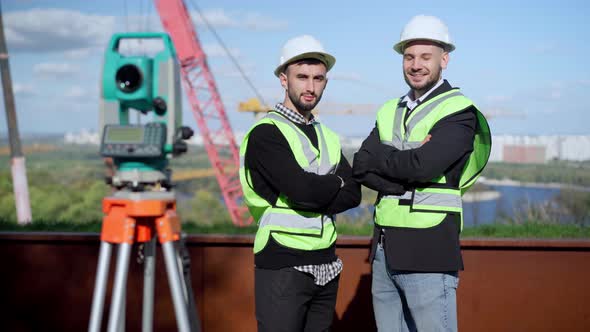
60, 182, 110, 223
555, 189, 590, 226
180, 190, 231, 225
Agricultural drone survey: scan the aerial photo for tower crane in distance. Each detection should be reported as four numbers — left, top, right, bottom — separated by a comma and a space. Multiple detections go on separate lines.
154, 0, 250, 226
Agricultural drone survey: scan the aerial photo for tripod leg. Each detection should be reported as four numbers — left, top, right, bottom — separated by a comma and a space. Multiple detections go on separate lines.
176, 234, 201, 332
88, 241, 113, 332
142, 236, 157, 332
118, 286, 126, 332
107, 243, 132, 332
162, 241, 191, 332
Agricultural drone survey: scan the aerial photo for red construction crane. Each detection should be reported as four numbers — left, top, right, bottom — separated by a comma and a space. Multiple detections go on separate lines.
154, 0, 251, 226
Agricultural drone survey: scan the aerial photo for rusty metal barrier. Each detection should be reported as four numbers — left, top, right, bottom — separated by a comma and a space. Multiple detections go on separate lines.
0, 233, 589, 331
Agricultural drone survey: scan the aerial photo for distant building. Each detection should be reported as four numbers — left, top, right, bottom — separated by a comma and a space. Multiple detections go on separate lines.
64, 129, 100, 145
503, 145, 546, 164
87, 129, 588, 164
489, 135, 590, 163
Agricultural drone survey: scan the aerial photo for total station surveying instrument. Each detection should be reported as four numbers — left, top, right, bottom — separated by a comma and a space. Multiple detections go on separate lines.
88, 32, 200, 332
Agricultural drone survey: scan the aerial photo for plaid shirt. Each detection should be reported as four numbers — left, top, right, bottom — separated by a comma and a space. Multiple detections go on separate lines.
273, 102, 317, 124
273, 103, 343, 286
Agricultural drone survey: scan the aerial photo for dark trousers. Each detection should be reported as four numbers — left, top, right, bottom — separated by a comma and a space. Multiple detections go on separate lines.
255, 267, 340, 332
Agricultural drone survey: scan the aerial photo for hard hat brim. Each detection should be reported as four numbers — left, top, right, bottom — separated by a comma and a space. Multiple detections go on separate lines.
274, 52, 336, 77
393, 39, 456, 54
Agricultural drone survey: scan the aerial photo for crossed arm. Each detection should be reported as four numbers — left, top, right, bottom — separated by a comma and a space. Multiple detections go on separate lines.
246, 124, 361, 215
352, 109, 477, 193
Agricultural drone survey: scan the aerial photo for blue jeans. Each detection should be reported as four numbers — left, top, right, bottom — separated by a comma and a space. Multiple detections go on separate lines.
372, 243, 459, 332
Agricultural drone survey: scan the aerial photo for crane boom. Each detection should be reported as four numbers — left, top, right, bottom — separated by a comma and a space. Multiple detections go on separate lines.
154, 0, 251, 226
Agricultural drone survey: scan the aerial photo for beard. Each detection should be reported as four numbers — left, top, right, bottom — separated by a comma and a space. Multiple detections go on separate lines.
288, 89, 323, 114
404, 67, 442, 96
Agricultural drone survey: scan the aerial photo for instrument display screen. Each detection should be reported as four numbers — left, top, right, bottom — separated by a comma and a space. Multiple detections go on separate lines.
105, 126, 144, 143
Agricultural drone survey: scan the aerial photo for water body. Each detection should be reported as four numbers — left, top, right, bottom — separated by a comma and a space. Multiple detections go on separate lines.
180, 181, 582, 227
463, 185, 562, 227
345, 184, 576, 227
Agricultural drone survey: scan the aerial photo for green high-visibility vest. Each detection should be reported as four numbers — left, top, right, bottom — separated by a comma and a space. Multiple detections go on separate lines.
375, 89, 491, 230
239, 111, 342, 254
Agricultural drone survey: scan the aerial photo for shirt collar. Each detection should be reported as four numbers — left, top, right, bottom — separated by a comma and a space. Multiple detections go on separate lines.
401, 78, 445, 111
274, 103, 317, 125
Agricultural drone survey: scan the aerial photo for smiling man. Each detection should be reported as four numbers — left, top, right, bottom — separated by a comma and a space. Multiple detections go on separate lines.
239, 35, 361, 332
352, 15, 491, 332
402, 39, 448, 99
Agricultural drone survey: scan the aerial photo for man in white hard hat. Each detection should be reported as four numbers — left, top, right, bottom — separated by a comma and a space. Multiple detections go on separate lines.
239, 35, 361, 331
353, 15, 491, 331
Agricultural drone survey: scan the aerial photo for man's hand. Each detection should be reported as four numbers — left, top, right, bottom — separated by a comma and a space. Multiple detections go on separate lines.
352, 150, 371, 178
421, 134, 432, 146
359, 132, 383, 154
359, 172, 406, 195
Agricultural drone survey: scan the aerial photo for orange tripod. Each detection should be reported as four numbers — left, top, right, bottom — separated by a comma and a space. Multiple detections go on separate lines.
88, 191, 200, 332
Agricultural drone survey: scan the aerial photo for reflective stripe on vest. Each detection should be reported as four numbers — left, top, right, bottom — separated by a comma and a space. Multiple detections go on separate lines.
259, 209, 324, 231
382, 187, 462, 213
382, 91, 464, 150
265, 112, 337, 174
413, 188, 462, 213
375, 89, 491, 230
238, 111, 341, 253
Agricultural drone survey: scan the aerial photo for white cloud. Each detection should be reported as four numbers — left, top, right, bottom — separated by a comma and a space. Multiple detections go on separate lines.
193, 9, 237, 28
63, 48, 93, 60
4, 7, 285, 55
121, 15, 162, 32
64, 86, 91, 100
118, 9, 287, 32
118, 9, 282, 31
191, 9, 288, 31
33, 62, 80, 77
99, 36, 234, 61
242, 12, 288, 31
5, 9, 115, 53
13, 83, 36, 96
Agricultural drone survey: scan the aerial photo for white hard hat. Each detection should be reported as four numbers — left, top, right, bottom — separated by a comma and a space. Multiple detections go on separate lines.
393, 15, 455, 54
274, 35, 336, 77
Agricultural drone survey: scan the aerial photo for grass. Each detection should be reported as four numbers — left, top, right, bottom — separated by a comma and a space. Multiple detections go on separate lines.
461, 223, 590, 238
0, 219, 259, 234
1, 219, 588, 239
0, 220, 102, 232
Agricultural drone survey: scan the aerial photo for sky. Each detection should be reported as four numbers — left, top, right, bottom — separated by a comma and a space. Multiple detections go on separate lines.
1, 0, 589, 137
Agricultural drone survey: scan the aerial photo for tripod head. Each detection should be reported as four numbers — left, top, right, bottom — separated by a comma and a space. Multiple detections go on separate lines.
99, 33, 193, 191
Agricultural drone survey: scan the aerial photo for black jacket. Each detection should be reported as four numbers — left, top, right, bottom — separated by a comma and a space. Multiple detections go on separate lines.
353, 80, 476, 272
245, 117, 361, 269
